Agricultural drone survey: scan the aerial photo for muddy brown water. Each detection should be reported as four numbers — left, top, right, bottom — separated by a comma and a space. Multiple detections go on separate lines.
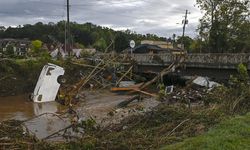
0, 95, 70, 139
0, 95, 33, 121
0, 95, 65, 121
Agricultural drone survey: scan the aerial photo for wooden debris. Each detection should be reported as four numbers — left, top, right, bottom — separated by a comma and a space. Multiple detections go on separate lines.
167, 119, 190, 136
111, 87, 138, 92
116, 66, 133, 87
140, 56, 185, 90
111, 86, 156, 97
117, 95, 141, 108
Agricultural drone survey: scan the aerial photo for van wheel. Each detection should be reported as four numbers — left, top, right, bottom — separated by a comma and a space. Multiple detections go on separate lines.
29, 94, 33, 101
57, 75, 66, 84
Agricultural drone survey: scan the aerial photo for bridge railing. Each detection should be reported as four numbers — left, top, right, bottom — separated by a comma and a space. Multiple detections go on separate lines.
131, 53, 250, 69
94, 53, 250, 69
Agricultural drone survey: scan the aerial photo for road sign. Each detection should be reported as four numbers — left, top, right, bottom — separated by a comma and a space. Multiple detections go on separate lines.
130, 40, 135, 48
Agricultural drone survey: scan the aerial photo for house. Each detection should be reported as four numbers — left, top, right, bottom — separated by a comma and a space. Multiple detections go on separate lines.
0, 38, 31, 56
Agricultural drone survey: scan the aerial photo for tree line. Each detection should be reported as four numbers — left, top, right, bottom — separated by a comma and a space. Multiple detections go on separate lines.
0, 22, 166, 53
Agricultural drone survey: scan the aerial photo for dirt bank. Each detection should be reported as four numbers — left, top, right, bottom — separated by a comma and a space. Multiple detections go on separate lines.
0, 59, 44, 97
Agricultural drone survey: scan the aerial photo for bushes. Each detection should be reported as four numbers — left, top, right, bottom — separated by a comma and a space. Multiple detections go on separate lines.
206, 64, 250, 114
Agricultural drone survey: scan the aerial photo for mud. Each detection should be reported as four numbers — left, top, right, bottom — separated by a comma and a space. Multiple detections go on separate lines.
76, 90, 160, 127
0, 95, 70, 139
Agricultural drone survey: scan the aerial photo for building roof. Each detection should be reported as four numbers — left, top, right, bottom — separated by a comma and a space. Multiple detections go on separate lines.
132, 44, 170, 54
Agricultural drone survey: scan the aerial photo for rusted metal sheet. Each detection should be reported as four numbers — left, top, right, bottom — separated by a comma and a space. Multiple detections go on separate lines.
32, 63, 65, 103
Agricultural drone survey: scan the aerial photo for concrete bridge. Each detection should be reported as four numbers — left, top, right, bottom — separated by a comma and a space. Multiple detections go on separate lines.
131, 53, 250, 79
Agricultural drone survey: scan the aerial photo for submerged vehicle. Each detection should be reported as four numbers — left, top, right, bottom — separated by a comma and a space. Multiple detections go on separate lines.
31, 63, 65, 103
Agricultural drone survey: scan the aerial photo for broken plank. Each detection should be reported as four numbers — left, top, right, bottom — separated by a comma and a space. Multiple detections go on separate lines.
111, 87, 157, 97
116, 66, 133, 87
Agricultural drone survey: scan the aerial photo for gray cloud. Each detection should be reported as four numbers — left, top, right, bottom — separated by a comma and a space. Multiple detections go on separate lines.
0, 0, 202, 38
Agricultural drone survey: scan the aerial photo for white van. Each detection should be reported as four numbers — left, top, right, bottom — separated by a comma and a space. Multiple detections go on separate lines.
32, 63, 65, 103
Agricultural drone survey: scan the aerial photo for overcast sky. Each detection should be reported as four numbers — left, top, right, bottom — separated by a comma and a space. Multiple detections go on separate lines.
0, 0, 202, 38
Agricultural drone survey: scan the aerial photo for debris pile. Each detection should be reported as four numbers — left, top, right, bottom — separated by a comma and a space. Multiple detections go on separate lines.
167, 87, 208, 108
0, 120, 38, 149
159, 76, 221, 107
56, 58, 134, 105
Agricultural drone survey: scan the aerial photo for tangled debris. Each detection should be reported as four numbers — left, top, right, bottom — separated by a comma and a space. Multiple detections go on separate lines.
0, 120, 38, 149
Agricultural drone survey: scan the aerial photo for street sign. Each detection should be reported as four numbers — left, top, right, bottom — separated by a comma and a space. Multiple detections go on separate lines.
130, 40, 135, 48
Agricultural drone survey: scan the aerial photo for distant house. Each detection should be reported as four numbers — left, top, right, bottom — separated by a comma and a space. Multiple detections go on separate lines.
72, 48, 96, 58
0, 38, 31, 56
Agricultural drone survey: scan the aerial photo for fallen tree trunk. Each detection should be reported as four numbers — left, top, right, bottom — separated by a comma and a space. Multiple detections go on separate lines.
111, 86, 156, 97
117, 95, 141, 108
139, 57, 185, 90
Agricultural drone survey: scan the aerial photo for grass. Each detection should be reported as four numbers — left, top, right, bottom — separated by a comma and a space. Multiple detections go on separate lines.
161, 113, 250, 150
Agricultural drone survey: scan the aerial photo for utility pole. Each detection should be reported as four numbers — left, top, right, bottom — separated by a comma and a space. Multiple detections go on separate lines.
66, 0, 71, 54
181, 10, 189, 51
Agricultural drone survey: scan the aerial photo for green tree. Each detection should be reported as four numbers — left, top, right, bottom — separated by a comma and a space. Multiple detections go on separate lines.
5, 44, 15, 57
31, 40, 43, 54
197, 0, 250, 53
177, 36, 194, 52
190, 38, 205, 53
93, 38, 107, 52
114, 33, 129, 53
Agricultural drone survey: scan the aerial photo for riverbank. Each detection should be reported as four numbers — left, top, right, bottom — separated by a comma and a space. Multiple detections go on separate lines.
0, 59, 44, 96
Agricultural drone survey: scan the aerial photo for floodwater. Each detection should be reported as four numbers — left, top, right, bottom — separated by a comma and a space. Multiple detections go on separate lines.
0, 95, 65, 121
0, 95, 70, 139
0, 95, 34, 121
